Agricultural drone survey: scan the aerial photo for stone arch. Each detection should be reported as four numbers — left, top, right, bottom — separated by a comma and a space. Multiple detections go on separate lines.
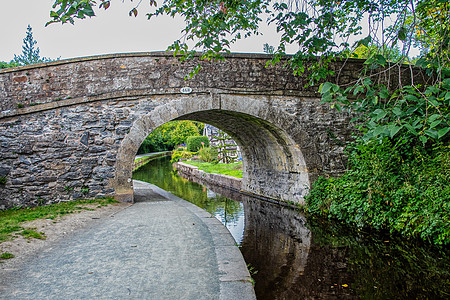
113, 93, 319, 204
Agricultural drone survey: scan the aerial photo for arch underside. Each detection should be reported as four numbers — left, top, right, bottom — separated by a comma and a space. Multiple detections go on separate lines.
114, 95, 312, 204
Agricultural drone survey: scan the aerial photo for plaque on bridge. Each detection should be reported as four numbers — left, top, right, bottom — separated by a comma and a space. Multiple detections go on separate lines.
180, 87, 193, 94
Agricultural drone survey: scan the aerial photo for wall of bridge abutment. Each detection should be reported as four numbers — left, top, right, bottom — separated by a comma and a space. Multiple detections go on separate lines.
0, 53, 369, 209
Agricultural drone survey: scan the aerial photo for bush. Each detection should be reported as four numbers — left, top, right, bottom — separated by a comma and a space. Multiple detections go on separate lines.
198, 147, 218, 162
186, 136, 209, 152
170, 150, 193, 163
305, 139, 450, 245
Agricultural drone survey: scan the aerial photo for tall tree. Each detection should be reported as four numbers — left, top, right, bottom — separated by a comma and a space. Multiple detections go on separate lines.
14, 25, 51, 65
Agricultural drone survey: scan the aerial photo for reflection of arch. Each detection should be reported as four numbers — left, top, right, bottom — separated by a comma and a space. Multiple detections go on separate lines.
114, 94, 319, 204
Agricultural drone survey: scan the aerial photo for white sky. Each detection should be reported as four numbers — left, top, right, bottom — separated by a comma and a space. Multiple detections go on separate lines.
0, 0, 286, 62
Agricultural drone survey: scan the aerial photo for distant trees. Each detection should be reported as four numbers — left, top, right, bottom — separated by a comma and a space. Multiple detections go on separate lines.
0, 61, 19, 69
137, 121, 203, 154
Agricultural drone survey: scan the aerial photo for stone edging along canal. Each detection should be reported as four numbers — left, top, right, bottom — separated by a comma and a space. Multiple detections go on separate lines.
174, 161, 302, 208
174, 162, 242, 192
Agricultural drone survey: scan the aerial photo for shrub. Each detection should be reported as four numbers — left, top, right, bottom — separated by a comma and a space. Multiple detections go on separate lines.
198, 147, 218, 163
305, 139, 450, 245
170, 150, 193, 163
186, 136, 209, 152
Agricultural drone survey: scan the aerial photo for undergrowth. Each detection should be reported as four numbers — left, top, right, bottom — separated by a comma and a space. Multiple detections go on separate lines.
306, 139, 450, 245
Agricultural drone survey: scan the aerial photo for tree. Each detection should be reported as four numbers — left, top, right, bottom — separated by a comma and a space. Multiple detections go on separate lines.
14, 25, 52, 65
137, 120, 201, 154
263, 43, 275, 54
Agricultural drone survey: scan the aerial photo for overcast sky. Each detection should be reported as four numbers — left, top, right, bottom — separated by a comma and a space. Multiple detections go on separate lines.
0, 0, 287, 62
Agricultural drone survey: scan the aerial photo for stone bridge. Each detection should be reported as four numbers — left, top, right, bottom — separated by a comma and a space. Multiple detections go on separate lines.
0, 53, 415, 209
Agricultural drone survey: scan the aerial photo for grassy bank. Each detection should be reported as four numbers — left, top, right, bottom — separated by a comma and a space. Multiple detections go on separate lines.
0, 198, 117, 244
183, 161, 243, 178
134, 152, 171, 171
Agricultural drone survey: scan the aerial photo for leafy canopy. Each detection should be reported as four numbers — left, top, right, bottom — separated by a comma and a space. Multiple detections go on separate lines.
137, 120, 202, 154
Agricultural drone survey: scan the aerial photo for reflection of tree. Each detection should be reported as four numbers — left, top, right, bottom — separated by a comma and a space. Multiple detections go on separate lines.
310, 220, 450, 299
208, 194, 243, 225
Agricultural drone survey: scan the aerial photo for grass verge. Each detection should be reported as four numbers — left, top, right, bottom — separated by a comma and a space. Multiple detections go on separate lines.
0, 198, 117, 243
183, 160, 243, 178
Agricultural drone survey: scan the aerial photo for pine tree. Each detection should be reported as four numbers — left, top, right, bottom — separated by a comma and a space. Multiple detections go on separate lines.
14, 25, 50, 65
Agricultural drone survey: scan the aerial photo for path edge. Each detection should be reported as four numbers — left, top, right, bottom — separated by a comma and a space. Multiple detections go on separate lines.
133, 180, 256, 300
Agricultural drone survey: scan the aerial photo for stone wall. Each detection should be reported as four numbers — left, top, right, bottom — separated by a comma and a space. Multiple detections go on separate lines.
175, 162, 242, 192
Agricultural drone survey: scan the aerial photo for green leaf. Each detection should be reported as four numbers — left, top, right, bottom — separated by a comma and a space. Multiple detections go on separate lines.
334, 103, 342, 111
404, 123, 418, 135
373, 109, 387, 121
319, 82, 333, 94
445, 91, 450, 101
392, 106, 403, 116
388, 125, 402, 138
419, 135, 428, 144
430, 120, 442, 128
437, 127, 450, 139
375, 54, 387, 67
373, 125, 388, 136
405, 94, 418, 102
442, 78, 450, 90
378, 86, 389, 99
358, 35, 372, 47
429, 114, 440, 122
424, 129, 438, 139
353, 85, 365, 95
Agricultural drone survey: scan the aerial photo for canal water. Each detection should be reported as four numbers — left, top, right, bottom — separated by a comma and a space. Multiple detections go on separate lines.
133, 156, 450, 299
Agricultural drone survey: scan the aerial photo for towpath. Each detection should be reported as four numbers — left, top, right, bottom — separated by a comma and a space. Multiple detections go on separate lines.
0, 181, 255, 299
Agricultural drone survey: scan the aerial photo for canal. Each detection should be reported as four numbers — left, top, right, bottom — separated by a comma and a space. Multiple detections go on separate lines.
133, 156, 450, 299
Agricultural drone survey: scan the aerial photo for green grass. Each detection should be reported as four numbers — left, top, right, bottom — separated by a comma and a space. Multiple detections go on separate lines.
0, 252, 15, 259
19, 229, 46, 240
183, 161, 243, 178
0, 198, 117, 243
134, 152, 170, 163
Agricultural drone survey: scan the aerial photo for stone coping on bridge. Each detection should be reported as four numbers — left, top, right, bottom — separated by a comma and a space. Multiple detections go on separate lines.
0, 51, 370, 74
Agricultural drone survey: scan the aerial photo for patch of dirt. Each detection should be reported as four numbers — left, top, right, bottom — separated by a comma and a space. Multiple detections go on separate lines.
0, 202, 131, 271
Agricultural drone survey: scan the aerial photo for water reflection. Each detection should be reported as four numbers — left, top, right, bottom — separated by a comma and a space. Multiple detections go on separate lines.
132, 157, 245, 241
133, 156, 450, 300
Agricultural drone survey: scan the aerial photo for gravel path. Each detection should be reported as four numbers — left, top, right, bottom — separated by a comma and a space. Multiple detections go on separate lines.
0, 181, 255, 300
